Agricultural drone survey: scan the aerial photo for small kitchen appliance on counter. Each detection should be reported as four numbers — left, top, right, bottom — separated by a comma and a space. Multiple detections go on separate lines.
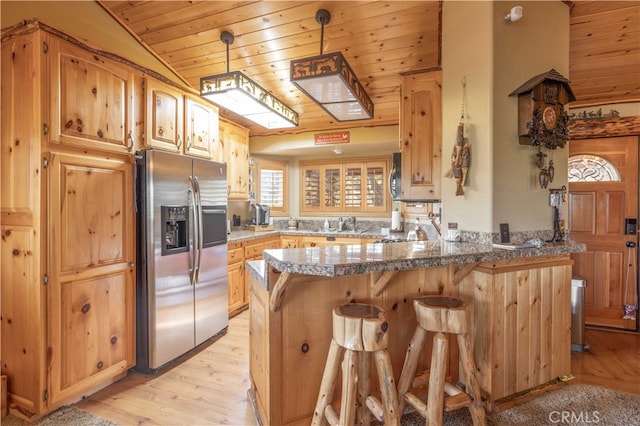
251, 203, 271, 225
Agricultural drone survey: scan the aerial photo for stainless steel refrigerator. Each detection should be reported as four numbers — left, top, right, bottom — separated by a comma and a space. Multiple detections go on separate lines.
135, 149, 228, 373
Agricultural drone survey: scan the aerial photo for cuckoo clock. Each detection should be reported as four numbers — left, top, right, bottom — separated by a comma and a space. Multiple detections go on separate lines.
509, 69, 576, 188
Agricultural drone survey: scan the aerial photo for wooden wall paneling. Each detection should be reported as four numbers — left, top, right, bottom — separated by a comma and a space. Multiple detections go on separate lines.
569, 117, 640, 139
529, 268, 542, 387
458, 256, 573, 409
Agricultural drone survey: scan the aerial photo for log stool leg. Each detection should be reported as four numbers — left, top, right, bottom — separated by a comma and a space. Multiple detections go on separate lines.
337, 349, 358, 426
312, 339, 343, 426
426, 332, 448, 426
457, 333, 486, 426
396, 325, 428, 414
357, 352, 372, 425
373, 349, 400, 426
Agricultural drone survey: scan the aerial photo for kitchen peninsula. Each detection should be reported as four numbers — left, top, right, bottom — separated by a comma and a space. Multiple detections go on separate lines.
247, 239, 585, 426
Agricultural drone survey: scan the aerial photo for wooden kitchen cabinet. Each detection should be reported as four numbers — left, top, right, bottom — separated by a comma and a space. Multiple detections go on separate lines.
299, 236, 362, 248
219, 118, 250, 200
228, 242, 246, 317
142, 78, 219, 159
399, 70, 442, 200
1, 28, 135, 420
227, 236, 279, 317
280, 236, 300, 249
47, 149, 135, 407
48, 33, 135, 154
184, 94, 219, 159
143, 77, 184, 152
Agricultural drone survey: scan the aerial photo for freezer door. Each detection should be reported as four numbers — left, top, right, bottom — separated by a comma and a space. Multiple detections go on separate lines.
145, 150, 196, 369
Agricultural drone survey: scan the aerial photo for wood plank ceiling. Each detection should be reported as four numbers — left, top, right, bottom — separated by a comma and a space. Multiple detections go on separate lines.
98, 1, 639, 137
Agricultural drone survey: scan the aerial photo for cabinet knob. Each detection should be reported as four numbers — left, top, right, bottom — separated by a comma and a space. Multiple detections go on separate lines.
127, 131, 134, 150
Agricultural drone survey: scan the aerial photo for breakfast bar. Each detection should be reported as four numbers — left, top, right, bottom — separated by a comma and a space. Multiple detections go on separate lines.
246, 240, 586, 426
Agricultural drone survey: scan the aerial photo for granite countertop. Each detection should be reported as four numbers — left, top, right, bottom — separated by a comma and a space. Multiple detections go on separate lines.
256, 240, 586, 278
227, 229, 385, 244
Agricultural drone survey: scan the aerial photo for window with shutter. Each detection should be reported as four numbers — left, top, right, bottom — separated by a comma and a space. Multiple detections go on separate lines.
304, 168, 321, 211
366, 163, 385, 212
345, 165, 362, 209
253, 157, 289, 215
324, 167, 342, 210
300, 157, 389, 215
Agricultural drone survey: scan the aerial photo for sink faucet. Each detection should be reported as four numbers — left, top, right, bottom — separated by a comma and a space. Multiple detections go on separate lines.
344, 216, 356, 231
338, 217, 345, 231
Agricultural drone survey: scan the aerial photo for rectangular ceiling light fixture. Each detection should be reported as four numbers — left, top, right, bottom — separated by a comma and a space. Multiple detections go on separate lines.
201, 71, 299, 129
291, 52, 374, 122
200, 31, 299, 129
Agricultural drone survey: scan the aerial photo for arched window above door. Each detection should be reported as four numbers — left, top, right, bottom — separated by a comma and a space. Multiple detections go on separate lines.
568, 154, 621, 182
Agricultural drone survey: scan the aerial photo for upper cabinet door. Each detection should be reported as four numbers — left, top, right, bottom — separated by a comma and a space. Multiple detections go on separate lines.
144, 78, 184, 152
185, 94, 218, 159
400, 70, 442, 201
49, 38, 134, 154
220, 119, 249, 200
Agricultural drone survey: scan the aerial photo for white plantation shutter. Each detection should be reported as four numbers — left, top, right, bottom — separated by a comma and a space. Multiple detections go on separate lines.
260, 168, 284, 208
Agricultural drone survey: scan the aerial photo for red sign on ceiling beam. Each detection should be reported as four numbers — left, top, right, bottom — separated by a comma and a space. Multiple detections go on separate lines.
314, 131, 350, 145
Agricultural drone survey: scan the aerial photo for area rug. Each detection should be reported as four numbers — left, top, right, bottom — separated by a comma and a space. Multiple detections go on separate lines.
401, 383, 640, 425
2, 405, 117, 426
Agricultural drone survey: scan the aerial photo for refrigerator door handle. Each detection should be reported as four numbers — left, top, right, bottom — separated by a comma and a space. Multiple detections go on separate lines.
188, 177, 199, 285
194, 176, 204, 283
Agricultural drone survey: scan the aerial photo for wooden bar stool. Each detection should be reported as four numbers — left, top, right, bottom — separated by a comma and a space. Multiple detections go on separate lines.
312, 303, 400, 426
397, 296, 486, 426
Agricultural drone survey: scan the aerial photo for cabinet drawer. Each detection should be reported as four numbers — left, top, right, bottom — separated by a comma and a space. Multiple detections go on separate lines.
264, 239, 279, 250
228, 247, 244, 264
245, 242, 265, 259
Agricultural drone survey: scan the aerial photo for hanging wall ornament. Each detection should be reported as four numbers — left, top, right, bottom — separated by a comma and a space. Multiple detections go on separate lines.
445, 77, 471, 196
509, 69, 575, 189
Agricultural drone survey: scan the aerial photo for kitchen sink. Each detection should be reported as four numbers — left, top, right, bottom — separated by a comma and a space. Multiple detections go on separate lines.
310, 228, 368, 234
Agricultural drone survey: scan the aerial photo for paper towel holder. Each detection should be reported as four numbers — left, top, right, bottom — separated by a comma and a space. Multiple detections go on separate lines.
391, 209, 403, 232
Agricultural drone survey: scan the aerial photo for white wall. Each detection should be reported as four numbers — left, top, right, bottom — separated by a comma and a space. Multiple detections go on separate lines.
442, 1, 570, 235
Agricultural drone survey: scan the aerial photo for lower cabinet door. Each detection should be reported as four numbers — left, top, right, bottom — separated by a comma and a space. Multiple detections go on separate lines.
47, 149, 135, 408
228, 261, 245, 316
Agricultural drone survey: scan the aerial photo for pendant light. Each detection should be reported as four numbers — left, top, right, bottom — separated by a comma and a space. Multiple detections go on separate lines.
200, 31, 299, 129
290, 9, 374, 122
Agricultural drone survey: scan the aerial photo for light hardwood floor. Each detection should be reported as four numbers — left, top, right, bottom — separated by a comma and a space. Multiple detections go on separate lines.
77, 311, 640, 425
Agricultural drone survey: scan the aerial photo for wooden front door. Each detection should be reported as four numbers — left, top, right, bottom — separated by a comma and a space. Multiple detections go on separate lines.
568, 136, 639, 330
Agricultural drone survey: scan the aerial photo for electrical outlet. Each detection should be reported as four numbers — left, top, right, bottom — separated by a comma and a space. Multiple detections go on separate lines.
499, 223, 510, 243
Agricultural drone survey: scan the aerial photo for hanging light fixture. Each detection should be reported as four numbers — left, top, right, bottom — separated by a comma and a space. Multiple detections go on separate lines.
200, 31, 299, 129
290, 9, 374, 122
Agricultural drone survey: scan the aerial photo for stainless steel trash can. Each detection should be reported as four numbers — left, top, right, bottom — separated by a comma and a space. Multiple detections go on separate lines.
571, 276, 588, 351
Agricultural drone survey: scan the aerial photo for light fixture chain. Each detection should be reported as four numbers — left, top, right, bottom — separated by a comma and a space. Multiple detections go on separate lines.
460, 76, 467, 122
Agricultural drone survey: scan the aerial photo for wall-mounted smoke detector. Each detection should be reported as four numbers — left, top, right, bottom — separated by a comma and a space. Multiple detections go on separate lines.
505, 6, 523, 22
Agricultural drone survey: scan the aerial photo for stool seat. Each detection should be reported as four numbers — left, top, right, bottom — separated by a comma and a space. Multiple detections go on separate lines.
414, 296, 469, 335
397, 295, 486, 426
312, 303, 400, 426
